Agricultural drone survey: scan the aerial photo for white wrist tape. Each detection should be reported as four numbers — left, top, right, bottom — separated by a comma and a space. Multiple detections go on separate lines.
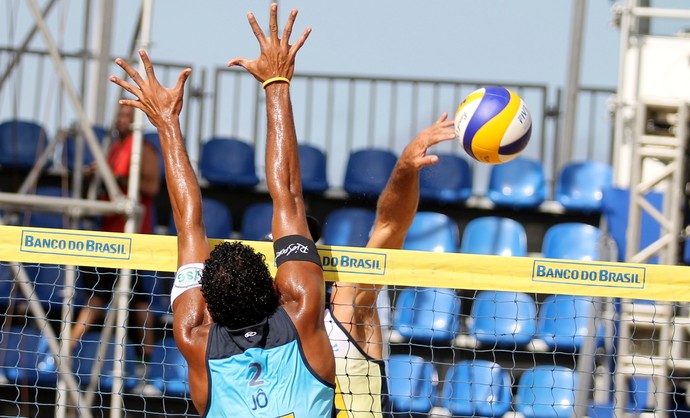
171, 263, 204, 310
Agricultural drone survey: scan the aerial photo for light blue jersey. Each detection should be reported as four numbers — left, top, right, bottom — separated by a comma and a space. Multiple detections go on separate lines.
203, 307, 334, 418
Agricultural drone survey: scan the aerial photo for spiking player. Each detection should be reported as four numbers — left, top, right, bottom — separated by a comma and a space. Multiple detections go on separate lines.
327, 114, 456, 417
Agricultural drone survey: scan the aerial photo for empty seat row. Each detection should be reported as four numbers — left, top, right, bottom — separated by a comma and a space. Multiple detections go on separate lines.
0, 324, 650, 417
0, 263, 169, 319
379, 211, 603, 350
389, 356, 654, 417
199, 140, 613, 212
0, 326, 188, 397
0, 120, 613, 211
0, 120, 163, 173
393, 290, 596, 352
323, 208, 603, 260
388, 355, 576, 418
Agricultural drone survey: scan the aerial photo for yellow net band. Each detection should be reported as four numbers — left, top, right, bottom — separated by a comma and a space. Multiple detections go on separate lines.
2, 225, 689, 302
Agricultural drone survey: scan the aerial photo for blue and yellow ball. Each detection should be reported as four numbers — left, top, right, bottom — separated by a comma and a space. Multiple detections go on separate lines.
454, 86, 532, 164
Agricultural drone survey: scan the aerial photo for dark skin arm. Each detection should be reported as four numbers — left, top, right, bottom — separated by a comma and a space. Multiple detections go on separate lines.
110, 50, 210, 413
228, 3, 335, 384
330, 114, 456, 358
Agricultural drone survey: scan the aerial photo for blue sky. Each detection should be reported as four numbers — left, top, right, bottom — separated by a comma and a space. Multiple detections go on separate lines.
3, 0, 622, 89
145, 1, 620, 88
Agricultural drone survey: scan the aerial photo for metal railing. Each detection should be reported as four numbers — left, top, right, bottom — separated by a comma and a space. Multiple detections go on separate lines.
0, 47, 201, 164
1, 47, 617, 195
210, 67, 617, 193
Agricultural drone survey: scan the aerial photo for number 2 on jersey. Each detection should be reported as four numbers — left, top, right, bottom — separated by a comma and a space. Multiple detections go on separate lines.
248, 362, 265, 386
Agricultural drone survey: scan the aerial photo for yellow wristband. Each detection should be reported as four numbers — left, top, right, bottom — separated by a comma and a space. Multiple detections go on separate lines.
262, 77, 290, 89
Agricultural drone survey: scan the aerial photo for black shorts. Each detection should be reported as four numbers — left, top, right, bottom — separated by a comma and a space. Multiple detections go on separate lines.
78, 266, 152, 303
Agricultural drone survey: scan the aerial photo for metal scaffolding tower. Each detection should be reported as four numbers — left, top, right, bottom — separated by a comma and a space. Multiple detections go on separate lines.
612, 1, 690, 265
0, 1, 153, 417
611, 2, 690, 416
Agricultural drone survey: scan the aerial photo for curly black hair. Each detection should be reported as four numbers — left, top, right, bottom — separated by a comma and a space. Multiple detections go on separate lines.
201, 241, 278, 329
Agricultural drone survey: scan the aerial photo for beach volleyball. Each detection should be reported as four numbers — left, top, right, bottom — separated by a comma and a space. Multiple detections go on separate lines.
454, 86, 532, 164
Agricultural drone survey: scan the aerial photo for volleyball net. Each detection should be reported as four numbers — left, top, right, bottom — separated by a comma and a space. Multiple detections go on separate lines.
0, 225, 689, 417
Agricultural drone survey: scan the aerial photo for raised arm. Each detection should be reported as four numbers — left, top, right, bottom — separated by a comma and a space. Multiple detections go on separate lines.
368, 113, 456, 249
110, 51, 210, 402
330, 114, 456, 356
228, 3, 334, 383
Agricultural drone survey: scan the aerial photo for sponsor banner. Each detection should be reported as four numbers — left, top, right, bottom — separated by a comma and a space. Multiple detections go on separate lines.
0, 226, 689, 301
532, 259, 646, 289
20, 229, 131, 260
320, 249, 387, 275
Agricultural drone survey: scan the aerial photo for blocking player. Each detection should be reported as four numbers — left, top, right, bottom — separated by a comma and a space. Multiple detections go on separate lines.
327, 114, 456, 417
109, 4, 335, 416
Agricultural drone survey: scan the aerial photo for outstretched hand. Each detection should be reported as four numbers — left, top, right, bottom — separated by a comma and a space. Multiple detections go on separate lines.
109, 49, 191, 129
400, 113, 457, 170
227, 2, 311, 83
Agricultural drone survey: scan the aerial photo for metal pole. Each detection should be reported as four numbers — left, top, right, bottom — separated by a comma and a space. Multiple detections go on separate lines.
0, 0, 58, 90
573, 300, 600, 418
111, 0, 155, 415
560, 0, 587, 171
611, 1, 634, 185
0, 192, 133, 217
86, 0, 116, 126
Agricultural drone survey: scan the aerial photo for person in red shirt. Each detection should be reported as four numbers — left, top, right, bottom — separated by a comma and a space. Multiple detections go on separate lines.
71, 104, 161, 359
100, 104, 160, 234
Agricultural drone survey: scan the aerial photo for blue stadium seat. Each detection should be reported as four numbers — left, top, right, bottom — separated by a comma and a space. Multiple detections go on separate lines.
587, 377, 655, 416
393, 287, 460, 344
64, 126, 110, 171
441, 360, 512, 417
542, 223, 602, 261
626, 376, 654, 413
0, 119, 49, 169
322, 208, 376, 247
419, 153, 472, 204
461, 216, 527, 256
136, 270, 171, 319
0, 325, 56, 387
26, 186, 68, 229
343, 148, 397, 198
0, 264, 14, 309
387, 354, 436, 415
602, 187, 662, 263
299, 144, 329, 194
21, 188, 69, 316
21, 263, 66, 316
487, 157, 546, 208
555, 161, 612, 212
72, 331, 138, 391
403, 212, 459, 253
397, 214, 460, 344
536, 294, 595, 352
516, 365, 576, 418
169, 197, 232, 239
146, 336, 190, 397
199, 137, 259, 188
469, 291, 536, 347
241, 202, 273, 241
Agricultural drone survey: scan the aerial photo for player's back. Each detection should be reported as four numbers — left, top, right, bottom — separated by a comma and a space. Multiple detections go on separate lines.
204, 306, 334, 417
